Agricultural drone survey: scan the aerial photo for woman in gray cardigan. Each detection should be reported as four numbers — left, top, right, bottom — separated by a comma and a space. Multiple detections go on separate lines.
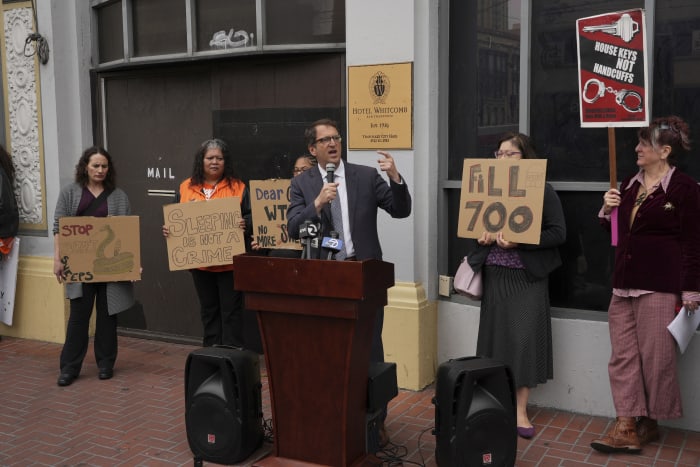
53, 146, 135, 387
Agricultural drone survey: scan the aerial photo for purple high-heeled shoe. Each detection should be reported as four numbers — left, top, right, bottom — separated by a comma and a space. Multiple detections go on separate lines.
517, 425, 536, 439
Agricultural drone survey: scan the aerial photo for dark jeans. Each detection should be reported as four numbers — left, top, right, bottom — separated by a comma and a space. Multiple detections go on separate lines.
190, 269, 243, 347
60, 283, 117, 376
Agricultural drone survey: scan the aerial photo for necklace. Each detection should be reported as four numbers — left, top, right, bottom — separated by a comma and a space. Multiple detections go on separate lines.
202, 182, 217, 200
634, 191, 647, 207
634, 179, 662, 207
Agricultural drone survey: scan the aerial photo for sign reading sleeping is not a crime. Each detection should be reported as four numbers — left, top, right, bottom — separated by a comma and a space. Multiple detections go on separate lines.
457, 159, 547, 245
163, 197, 245, 271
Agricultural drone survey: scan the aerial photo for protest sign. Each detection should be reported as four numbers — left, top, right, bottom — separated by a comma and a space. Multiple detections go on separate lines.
0, 237, 20, 325
58, 216, 141, 282
457, 159, 547, 245
163, 197, 245, 271
577, 9, 649, 127
250, 179, 302, 251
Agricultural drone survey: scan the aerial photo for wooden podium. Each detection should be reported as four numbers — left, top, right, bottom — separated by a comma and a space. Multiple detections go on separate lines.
232, 255, 394, 466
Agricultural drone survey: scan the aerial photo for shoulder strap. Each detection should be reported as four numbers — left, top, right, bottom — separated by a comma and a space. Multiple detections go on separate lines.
83, 189, 112, 216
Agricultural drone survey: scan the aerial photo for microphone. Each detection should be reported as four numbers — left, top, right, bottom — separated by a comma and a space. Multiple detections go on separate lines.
299, 220, 311, 259
299, 220, 320, 259
322, 231, 343, 260
326, 163, 336, 184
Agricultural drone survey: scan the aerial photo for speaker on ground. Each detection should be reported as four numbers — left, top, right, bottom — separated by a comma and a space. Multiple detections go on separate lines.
185, 346, 263, 466
433, 356, 517, 466
366, 362, 398, 453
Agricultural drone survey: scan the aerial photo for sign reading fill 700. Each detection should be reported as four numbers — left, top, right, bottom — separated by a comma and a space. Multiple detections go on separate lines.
457, 159, 548, 245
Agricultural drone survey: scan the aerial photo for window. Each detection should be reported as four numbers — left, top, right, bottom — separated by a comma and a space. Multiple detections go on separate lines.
264, 0, 345, 45
445, 0, 521, 277
445, 0, 700, 311
195, 0, 256, 51
96, 1, 123, 63
132, 0, 187, 56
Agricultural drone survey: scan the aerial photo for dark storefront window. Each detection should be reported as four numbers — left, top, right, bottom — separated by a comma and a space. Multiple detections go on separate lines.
653, 2, 700, 178
529, 1, 643, 311
132, 0, 187, 56
530, 0, 643, 183
96, 1, 123, 63
264, 0, 345, 45
446, 0, 522, 281
195, 0, 256, 51
446, 1, 700, 311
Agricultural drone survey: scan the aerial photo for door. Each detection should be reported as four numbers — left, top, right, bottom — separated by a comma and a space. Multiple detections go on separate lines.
97, 54, 345, 342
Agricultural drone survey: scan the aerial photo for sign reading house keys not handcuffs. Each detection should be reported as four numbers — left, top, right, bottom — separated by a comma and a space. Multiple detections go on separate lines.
577, 9, 649, 247
576, 9, 649, 127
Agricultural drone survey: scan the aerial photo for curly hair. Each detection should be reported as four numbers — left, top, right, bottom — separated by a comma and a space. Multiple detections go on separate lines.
189, 138, 239, 186
638, 115, 691, 165
74, 146, 116, 191
496, 132, 537, 159
0, 145, 15, 185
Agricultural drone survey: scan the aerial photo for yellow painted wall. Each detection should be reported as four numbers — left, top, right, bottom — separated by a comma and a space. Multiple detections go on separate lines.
383, 281, 437, 391
0, 256, 67, 343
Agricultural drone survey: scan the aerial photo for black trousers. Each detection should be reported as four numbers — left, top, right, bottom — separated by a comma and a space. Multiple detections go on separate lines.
371, 306, 387, 422
59, 283, 117, 376
190, 269, 243, 347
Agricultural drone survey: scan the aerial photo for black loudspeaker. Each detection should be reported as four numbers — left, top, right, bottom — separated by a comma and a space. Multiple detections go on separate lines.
367, 362, 398, 413
433, 356, 517, 467
366, 362, 398, 453
185, 346, 263, 465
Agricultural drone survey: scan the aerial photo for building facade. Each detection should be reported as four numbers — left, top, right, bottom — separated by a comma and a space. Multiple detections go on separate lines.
2, 0, 700, 430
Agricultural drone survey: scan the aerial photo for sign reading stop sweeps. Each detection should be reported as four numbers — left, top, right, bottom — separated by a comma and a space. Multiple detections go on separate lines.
576, 9, 649, 127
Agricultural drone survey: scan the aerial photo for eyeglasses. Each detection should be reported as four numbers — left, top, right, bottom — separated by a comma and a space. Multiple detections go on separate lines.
293, 166, 310, 174
494, 150, 522, 159
313, 135, 342, 145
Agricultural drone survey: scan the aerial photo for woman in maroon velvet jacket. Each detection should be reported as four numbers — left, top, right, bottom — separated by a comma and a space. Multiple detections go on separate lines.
592, 116, 700, 455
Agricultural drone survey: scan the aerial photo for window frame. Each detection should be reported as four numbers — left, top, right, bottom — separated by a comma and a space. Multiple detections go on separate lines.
90, 0, 346, 69
438, 0, 661, 315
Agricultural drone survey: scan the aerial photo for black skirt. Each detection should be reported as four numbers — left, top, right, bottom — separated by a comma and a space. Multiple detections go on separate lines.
476, 265, 553, 388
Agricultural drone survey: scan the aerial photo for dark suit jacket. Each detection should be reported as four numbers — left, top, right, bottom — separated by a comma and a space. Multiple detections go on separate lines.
288, 162, 412, 260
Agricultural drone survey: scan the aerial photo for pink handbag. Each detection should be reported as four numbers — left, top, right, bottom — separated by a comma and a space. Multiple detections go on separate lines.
453, 256, 482, 299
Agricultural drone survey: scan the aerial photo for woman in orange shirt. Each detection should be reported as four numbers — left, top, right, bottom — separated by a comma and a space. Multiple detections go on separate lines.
163, 139, 251, 347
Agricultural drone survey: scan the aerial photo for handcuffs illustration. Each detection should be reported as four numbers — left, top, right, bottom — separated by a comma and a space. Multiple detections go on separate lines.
582, 78, 643, 113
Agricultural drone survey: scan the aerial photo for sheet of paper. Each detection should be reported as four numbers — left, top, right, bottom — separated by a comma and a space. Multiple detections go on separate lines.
667, 307, 700, 354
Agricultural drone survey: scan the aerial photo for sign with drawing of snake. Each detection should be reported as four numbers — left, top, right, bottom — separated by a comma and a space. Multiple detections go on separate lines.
58, 216, 141, 282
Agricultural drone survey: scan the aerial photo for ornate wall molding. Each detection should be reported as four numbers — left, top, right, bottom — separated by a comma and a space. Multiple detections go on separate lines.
2, 3, 46, 231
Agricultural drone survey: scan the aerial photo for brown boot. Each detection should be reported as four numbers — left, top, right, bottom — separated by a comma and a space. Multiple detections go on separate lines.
590, 417, 642, 454
636, 417, 660, 445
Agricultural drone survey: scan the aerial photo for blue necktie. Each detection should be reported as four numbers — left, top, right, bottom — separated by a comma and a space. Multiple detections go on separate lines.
329, 179, 346, 260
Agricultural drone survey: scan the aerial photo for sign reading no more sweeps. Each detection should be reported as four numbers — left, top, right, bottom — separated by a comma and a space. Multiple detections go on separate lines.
457, 159, 547, 245
250, 179, 302, 251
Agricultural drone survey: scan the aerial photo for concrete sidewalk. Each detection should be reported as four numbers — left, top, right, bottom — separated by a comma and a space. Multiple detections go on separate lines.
0, 335, 698, 466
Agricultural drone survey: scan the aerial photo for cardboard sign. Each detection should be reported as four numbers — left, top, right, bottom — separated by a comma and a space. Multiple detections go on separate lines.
457, 159, 547, 245
0, 237, 19, 325
58, 216, 141, 282
163, 197, 245, 271
250, 179, 302, 251
576, 9, 649, 127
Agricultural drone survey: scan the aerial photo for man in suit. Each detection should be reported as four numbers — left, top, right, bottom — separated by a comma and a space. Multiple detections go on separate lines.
287, 118, 412, 446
